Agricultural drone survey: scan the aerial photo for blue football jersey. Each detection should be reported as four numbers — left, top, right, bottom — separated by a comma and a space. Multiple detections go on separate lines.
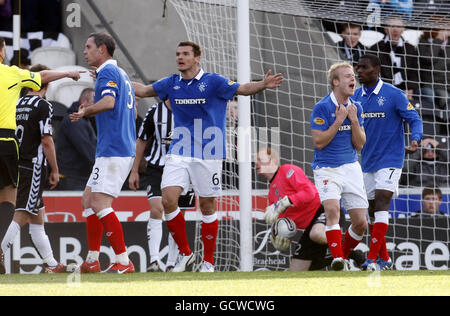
94, 60, 136, 157
152, 69, 240, 159
353, 80, 423, 172
310, 92, 364, 169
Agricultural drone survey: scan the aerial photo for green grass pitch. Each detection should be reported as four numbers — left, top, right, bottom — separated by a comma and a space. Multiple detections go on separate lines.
0, 270, 449, 296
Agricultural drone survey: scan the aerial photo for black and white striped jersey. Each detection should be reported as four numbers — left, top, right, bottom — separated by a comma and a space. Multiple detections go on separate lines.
138, 101, 173, 167
15, 95, 53, 167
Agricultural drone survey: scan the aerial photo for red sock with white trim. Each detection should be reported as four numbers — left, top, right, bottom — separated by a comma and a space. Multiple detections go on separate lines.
367, 211, 389, 261
325, 225, 344, 259
86, 209, 103, 253
342, 225, 363, 259
165, 208, 191, 256
97, 208, 127, 257
201, 214, 219, 265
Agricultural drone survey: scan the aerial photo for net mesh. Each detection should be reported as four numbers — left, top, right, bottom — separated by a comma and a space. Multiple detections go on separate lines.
169, 0, 450, 271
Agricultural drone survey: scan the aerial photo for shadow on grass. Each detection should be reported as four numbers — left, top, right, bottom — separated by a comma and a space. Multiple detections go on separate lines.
0, 270, 449, 285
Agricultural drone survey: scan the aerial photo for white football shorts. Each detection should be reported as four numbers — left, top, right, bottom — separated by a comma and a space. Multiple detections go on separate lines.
161, 154, 222, 197
363, 167, 402, 200
87, 156, 134, 198
313, 161, 369, 211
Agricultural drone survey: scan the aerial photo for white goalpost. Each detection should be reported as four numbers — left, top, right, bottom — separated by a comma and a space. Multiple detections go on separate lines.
170, 0, 450, 271
236, 0, 253, 272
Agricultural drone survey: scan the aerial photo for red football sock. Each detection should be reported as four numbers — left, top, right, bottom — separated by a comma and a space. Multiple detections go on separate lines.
86, 213, 103, 252
379, 236, 390, 261
326, 229, 344, 259
201, 219, 219, 265
166, 211, 191, 256
100, 212, 127, 255
367, 222, 388, 261
342, 227, 362, 259
369, 223, 390, 260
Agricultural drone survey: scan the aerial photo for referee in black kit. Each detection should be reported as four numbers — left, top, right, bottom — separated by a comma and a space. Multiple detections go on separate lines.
129, 99, 195, 272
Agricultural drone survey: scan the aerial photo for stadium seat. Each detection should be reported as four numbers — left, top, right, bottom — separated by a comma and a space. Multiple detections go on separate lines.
359, 30, 384, 47
48, 81, 93, 109
314, 29, 420, 49
402, 29, 423, 46
31, 46, 76, 70
46, 66, 94, 107
326, 31, 342, 44
326, 30, 385, 48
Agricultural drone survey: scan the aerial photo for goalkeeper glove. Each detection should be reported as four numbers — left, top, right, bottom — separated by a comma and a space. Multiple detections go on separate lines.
270, 233, 291, 252
264, 196, 292, 224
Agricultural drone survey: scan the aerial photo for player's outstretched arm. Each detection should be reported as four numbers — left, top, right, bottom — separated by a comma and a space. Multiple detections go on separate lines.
40, 69, 85, 84
132, 82, 158, 98
236, 70, 283, 96
70, 95, 115, 122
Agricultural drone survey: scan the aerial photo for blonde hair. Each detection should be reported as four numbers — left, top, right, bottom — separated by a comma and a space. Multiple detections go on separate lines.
258, 147, 280, 167
328, 62, 353, 89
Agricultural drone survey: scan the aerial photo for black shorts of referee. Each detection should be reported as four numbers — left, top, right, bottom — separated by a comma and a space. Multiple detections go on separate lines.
0, 129, 19, 190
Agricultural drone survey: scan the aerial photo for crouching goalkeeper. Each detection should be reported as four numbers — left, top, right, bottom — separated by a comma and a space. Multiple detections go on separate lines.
256, 147, 364, 270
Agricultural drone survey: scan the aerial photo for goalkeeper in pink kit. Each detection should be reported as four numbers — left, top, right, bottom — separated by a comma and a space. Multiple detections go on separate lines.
256, 147, 364, 270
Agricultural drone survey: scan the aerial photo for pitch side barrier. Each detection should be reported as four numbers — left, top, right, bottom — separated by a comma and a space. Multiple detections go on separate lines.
26, 189, 450, 222
0, 189, 448, 273
0, 218, 448, 274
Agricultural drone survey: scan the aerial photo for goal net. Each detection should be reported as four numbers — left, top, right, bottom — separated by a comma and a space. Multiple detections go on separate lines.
169, 0, 450, 271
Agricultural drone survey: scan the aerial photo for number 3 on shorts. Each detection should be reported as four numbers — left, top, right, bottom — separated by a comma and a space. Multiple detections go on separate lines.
93, 167, 100, 180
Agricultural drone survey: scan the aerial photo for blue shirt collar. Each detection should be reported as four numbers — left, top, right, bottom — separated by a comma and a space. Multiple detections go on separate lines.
330, 91, 354, 107
178, 69, 205, 85
362, 79, 383, 96
96, 59, 117, 74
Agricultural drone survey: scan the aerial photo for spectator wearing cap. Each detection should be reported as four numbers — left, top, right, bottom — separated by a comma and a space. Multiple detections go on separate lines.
401, 137, 450, 187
